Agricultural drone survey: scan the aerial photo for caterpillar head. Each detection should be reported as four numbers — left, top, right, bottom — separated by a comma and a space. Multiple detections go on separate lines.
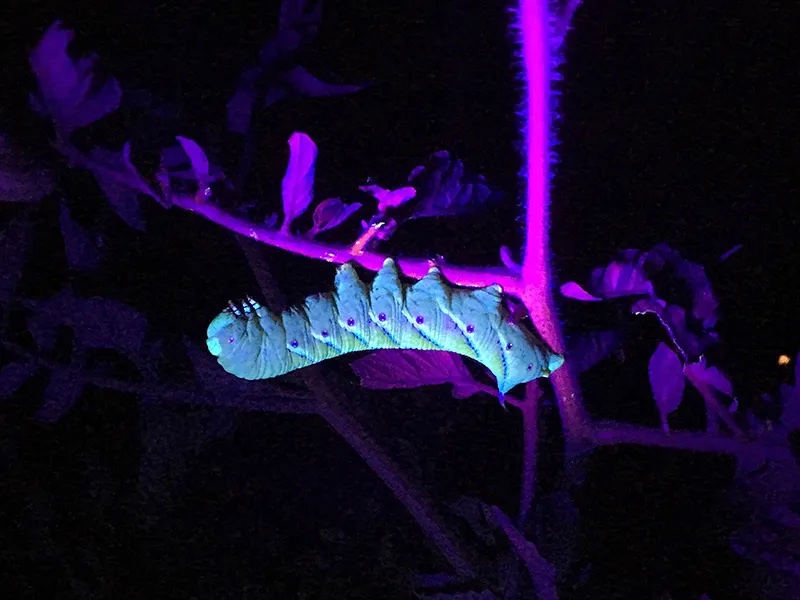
206, 297, 263, 379
496, 317, 565, 394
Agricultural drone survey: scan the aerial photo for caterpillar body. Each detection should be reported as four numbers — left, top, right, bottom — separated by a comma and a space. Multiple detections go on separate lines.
206, 258, 564, 395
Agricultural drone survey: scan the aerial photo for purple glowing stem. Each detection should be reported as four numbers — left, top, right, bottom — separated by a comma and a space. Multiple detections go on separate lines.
516, 0, 589, 444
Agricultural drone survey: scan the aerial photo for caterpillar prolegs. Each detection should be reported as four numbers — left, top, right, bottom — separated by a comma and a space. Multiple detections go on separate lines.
206, 258, 564, 395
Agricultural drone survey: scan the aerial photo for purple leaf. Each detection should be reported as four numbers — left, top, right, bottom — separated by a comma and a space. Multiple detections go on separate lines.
0, 133, 55, 202
406, 151, 501, 219
351, 350, 484, 399
642, 243, 719, 330
280, 132, 317, 233
0, 361, 39, 398
36, 367, 85, 422
281, 66, 367, 99
559, 281, 602, 302
359, 184, 416, 213
567, 329, 625, 373
28, 287, 147, 360
648, 342, 685, 429
226, 67, 260, 134
0, 213, 33, 300
59, 200, 100, 271
633, 298, 715, 361
89, 147, 145, 231
175, 136, 210, 184
160, 144, 225, 187
719, 244, 744, 263
307, 197, 361, 237
589, 252, 654, 299
684, 359, 733, 396
28, 21, 121, 137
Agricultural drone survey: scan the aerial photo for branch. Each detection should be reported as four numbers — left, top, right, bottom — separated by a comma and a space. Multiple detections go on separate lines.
52, 138, 522, 295
591, 420, 793, 463
487, 505, 558, 600
1, 340, 317, 414
172, 195, 521, 294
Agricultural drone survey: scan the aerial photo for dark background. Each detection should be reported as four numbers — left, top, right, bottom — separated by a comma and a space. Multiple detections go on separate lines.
0, 0, 797, 598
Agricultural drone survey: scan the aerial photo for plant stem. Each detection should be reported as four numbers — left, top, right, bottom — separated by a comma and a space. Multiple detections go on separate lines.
515, 0, 589, 445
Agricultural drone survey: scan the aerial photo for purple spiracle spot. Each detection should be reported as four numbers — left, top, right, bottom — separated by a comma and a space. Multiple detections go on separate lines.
228, 337, 235, 344
506, 342, 513, 350
466, 324, 475, 334
321, 330, 329, 337
378, 313, 387, 322
290, 339, 299, 348
527, 363, 533, 371
416, 315, 424, 325
347, 317, 355, 327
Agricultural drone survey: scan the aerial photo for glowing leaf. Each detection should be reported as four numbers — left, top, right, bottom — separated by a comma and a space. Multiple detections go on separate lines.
280, 132, 317, 232
648, 342, 685, 430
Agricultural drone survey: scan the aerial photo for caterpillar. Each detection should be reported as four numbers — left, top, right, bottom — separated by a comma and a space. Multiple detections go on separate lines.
206, 258, 564, 396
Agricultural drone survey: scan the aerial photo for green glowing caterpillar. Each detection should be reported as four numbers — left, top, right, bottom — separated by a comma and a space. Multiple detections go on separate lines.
206, 258, 564, 395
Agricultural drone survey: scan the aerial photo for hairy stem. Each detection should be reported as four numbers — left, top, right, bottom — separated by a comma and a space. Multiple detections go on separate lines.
515, 0, 589, 446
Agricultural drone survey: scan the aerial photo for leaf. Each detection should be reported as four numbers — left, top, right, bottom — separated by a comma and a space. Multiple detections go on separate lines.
0, 133, 55, 202
36, 367, 85, 422
227, 0, 360, 132
359, 184, 417, 213
589, 254, 654, 299
643, 243, 719, 329
28, 288, 147, 361
59, 200, 100, 271
406, 151, 500, 218
175, 136, 210, 185
0, 362, 39, 398
559, 281, 602, 302
684, 359, 733, 397
280, 132, 317, 232
648, 342, 685, 429
0, 212, 33, 300
89, 147, 145, 230
567, 329, 625, 373
226, 67, 260, 134
307, 197, 361, 237
28, 21, 121, 136
633, 298, 713, 362
351, 350, 483, 399
281, 65, 367, 99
